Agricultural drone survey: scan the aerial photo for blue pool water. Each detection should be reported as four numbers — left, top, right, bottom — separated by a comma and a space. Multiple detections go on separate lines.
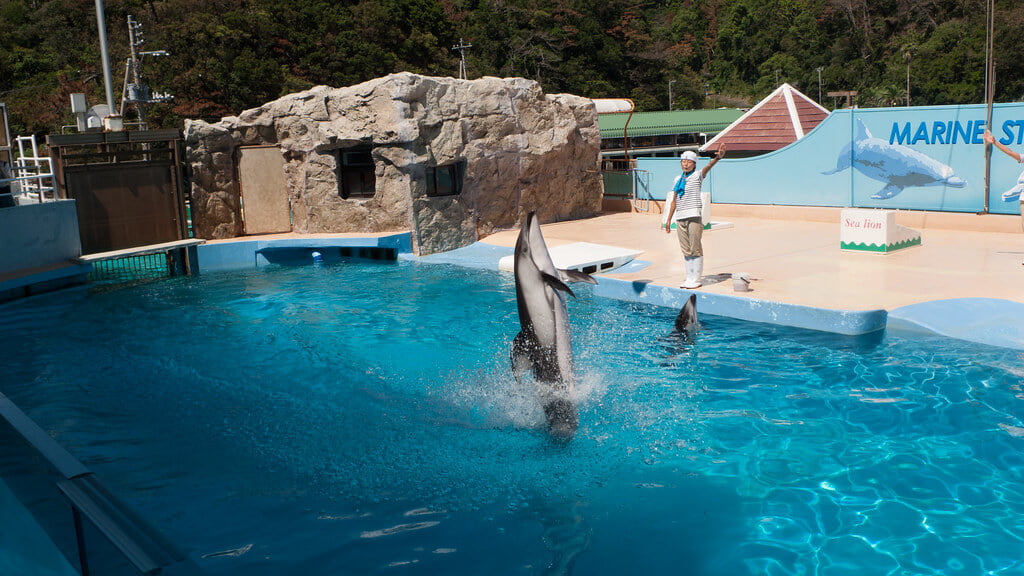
2, 261, 1024, 575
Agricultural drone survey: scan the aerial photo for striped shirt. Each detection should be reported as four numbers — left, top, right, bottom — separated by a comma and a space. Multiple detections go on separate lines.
670, 171, 703, 221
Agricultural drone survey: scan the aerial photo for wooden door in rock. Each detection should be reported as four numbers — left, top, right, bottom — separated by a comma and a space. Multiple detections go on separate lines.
238, 145, 290, 234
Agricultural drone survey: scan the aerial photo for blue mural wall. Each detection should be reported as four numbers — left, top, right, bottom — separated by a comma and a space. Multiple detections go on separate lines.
636, 103, 1024, 215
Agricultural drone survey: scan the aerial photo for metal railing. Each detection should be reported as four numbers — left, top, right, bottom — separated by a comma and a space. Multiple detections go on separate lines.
0, 392, 204, 575
632, 168, 652, 212
1, 135, 57, 205
601, 158, 656, 213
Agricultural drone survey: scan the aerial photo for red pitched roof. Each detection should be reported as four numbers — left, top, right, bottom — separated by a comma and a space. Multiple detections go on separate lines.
700, 84, 829, 153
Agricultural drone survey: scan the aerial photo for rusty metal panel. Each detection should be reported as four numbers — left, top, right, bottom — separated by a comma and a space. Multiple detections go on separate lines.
65, 161, 181, 253
238, 145, 290, 235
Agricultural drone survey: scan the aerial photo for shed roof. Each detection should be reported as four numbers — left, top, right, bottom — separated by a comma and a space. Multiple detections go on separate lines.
598, 108, 745, 139
700, 84, 829, 153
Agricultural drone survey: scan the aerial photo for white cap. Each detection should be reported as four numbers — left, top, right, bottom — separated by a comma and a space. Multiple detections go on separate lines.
680, 151, 698, 163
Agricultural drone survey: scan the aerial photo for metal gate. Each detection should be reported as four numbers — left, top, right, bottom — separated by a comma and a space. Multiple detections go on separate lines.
47, 130, 187, 254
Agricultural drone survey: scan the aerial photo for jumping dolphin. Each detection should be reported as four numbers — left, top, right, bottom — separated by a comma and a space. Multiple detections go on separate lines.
823, 118, 967, 199
511, 211, 596, 440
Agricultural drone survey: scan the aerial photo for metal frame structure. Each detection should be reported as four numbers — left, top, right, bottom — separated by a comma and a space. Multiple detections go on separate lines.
47, 129, 188, 253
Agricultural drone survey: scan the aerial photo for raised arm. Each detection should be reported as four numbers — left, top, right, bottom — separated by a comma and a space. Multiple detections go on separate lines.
701, 143, 727, 179
983, 130, 1022, 163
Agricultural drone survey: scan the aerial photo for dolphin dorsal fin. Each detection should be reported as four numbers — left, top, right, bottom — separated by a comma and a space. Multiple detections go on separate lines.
542, 272, 576, 298
855, 118, 871, 141
558, 268, 598, 285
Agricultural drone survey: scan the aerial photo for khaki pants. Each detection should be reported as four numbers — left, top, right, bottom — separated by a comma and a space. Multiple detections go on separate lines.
675, 217, 704, 257
1020, 201, 1024, 232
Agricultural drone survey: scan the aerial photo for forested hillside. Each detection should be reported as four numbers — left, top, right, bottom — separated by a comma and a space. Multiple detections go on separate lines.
2, 0, 1023, 136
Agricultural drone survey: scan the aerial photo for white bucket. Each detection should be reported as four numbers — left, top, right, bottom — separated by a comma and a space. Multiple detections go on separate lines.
732, 273, 751, 292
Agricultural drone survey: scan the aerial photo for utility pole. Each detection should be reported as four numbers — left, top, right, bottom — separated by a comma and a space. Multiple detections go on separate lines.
452, 38, 472, 80
668, 79, 675, 110
123, 15, 172, 130
905, 50, 912, 106
816, 67, 823, 103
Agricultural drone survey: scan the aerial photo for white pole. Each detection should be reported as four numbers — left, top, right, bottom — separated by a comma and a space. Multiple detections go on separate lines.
95, 0, 116, 113
983, 0, 995, 214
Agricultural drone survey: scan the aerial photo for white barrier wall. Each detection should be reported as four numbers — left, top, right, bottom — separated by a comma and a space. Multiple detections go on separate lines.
0, 200, 82, 275
639, 103, 1024, 217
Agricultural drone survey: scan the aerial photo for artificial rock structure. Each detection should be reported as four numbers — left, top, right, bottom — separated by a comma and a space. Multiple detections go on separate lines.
184, 73, 603, 254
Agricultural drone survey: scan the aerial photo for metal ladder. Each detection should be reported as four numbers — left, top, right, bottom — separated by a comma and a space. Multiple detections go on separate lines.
13, 135, 57, 202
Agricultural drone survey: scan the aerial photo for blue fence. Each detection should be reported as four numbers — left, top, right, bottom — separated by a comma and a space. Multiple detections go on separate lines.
636, 103, 1024, 216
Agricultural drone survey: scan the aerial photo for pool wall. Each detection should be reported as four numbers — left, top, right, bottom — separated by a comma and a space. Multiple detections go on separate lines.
413, 241, 1024, 349
887, 298, 1024, 350
196, 233, 413, 271
196, 236, 889, 336
0, 200, 91, 303
412, 242, 888, 336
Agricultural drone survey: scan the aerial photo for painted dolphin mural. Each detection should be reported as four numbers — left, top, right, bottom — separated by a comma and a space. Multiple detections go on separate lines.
823, 118, 967, 200
511, 211, 596, 441
998, 170, 1024, 203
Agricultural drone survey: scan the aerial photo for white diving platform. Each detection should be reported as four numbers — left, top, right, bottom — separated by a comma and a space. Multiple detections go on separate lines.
498, 242, 643, 275
79, 239, 207, 262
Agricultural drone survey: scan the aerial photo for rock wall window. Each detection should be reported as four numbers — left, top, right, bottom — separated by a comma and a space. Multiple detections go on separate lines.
336, 146, 376, 199
425, 160, 466, 197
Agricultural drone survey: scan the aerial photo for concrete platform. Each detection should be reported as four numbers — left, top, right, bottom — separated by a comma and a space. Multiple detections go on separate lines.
480, 206, 1024, 312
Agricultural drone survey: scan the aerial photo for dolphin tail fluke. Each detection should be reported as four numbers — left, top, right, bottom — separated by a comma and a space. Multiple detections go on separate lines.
559, 268, 598, 285
541, 272, 576, 298
871, 184, 903, 200
543, 398, 578, 441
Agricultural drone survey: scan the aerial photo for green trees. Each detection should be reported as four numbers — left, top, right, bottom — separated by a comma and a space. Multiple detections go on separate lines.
0, 0, 1020, 135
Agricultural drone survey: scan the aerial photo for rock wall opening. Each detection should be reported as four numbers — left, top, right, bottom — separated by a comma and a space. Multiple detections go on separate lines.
424, 160, 466, 198
335, 145, 375, 200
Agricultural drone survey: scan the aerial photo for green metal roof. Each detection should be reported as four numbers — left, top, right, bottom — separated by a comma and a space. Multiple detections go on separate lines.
597, 109, 745, 139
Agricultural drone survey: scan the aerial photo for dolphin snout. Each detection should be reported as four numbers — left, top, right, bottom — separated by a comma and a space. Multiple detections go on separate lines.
945, 176, 967, 188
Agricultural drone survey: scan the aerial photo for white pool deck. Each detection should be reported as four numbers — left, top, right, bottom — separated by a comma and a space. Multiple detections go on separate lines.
481, 206, 1024, 312
475, 205, 1024, 349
